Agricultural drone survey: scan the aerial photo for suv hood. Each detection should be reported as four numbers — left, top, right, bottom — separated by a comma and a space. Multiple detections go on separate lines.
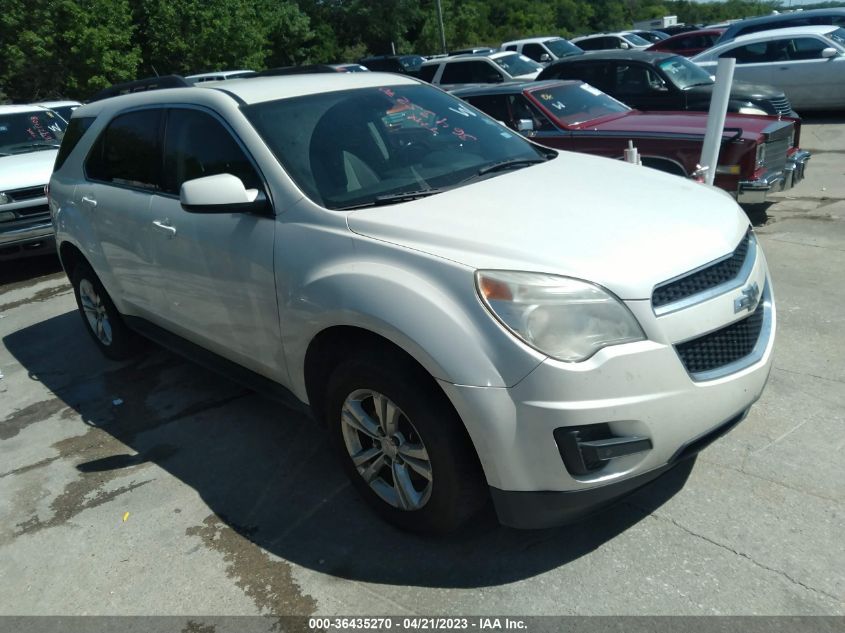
0, 150, 57, 191
347, 152, 749, 300
685, 80, 785, 103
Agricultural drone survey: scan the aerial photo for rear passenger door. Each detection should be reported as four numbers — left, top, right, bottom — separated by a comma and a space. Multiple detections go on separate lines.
77, 108, 164, 317
148, 107, 282, 378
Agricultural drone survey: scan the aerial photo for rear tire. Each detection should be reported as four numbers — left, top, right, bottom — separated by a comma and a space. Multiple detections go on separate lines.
71, 262, 140, 360
325, 349, 486, 534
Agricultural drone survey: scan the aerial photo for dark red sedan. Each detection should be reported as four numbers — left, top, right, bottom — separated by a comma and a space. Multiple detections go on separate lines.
646, 28, 726, 57
451, 80, 809, 204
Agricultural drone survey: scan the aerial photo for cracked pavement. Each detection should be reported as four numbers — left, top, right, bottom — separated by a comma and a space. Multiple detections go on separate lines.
0, 117, 843, 618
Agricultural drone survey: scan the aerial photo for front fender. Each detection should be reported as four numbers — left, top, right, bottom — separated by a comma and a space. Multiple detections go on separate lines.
277, 222, 546, 402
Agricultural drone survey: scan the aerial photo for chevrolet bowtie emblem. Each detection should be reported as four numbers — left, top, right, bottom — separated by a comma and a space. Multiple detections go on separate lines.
734, 281, 760, 314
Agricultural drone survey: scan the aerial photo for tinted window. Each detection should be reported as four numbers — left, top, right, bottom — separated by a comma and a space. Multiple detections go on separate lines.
544, 63, 612, 91
614, 64, 666, 94
464, 95, 510, 122
441, 61, 501, 84
508, 95, 556, 132
505, 45, 517, 51
720, 41, 769, 64
545, 38, 583, 58
54, 116, 94, 171
162, 109, 261, 195
576, 38, 605, 51
85, 109, 163, 190
418, 65, 438, 82
783, 37, 832, 60
523, 43, 546, 61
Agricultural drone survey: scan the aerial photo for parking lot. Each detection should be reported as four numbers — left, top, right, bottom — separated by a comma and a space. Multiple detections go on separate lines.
1, 116, 843, 620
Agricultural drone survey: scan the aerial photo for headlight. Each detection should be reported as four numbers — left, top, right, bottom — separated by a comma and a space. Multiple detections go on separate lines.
738, 106, 768, 116
476, 270, 645, 362
0, 193, 10, 205
756, 143, 766, 167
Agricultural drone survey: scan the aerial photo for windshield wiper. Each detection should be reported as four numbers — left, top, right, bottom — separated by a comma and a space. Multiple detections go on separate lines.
8, 143, 61, 153
476, 157, 548, 177
336, 188, 443, 210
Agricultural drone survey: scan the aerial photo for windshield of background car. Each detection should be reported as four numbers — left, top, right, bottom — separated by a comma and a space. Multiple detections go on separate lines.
0, 110, 65, 155
244, 85, 548, 210
493, 53, 542, 75
659, 56, 714, 89
825, 27, 845, 48
622, 33, 651, 46
545, 38, 584, 57
400, 56, 425, 70
527, 83, 630, 126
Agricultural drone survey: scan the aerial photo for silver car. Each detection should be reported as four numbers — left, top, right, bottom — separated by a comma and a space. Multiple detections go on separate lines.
50, 73, 775, 533
693, 25, 845, 110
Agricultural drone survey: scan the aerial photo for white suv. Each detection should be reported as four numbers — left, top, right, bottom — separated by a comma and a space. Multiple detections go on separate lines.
500, 37, 585, 64
1, 105, 66, 260
51, 72, 775, 533
419, 51, 542, 86
572, 32, 653, 51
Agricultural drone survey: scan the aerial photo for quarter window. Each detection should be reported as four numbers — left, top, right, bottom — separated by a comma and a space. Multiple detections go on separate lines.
418, 65, 438, 82
55, 116, 94, 171
162, 109, 261, 195
85, 109, 163, 190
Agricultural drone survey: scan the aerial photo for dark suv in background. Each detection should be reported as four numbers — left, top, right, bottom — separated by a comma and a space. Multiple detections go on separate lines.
537, 51, 797, 118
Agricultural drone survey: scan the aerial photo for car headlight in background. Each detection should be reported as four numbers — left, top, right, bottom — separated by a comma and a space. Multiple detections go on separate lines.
476, 270, 645, 362
738, 106, 768, 116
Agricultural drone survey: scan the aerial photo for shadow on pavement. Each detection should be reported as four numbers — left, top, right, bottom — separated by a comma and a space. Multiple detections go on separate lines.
0, 253, 63, 287
4, 310, 694, 588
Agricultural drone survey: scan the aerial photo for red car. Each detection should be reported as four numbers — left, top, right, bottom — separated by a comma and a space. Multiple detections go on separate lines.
646, 28, 726, 57
452, 80, 810, 204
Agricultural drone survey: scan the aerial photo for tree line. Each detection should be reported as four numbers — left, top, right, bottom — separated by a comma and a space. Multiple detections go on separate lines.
1, 0, 840, 103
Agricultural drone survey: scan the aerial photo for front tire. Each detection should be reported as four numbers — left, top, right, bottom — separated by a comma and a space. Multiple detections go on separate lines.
71, 262, 139, 360
325, 351, 486, 534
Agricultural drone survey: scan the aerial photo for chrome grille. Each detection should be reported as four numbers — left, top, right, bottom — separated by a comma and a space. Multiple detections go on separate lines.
14, 204, 50, 217
5, 186, 45, 201
653, 231, 753, 310
676, 300, 765, 376
769, 95, 792, 116
764, 137, 789, 175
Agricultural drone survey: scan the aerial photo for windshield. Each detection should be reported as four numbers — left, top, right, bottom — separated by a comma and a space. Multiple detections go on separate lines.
244, 85, 549, 210
826, 27, 845, 48
493, 53, 542, 76
400, 56, 425, 70
545, 38, 584, 58
0, 110, 65, 155
528, 83, 630, 126
659, 56, 714, 89
622, 33, 651, 47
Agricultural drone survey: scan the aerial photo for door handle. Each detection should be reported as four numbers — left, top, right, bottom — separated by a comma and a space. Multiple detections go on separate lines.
779, 67, 789, 71
152, 220, 177, 238
81, 196, 97, 208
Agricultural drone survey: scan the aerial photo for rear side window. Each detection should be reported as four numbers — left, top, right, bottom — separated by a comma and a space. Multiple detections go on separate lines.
54, 117, 94, 171
418, 65, 438, 82
162, 108, 261, 195
86, 109, 163, 190
522, 43, 546, 61
441, 61, 501, 84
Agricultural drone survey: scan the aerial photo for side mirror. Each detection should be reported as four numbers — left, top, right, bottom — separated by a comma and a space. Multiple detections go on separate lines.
516, 119, 535, 133
180, 173, 270, 214
540, 53, 552, 62
620, 42, 630, 49
821, 47, 838, 59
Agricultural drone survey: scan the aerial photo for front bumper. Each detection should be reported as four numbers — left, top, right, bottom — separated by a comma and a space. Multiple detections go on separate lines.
0, 221, 56, 260
439, 242, 775, 529
736, 149, 811, 204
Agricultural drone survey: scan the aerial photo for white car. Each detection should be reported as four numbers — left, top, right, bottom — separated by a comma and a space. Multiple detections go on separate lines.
186, 69, 256, 83
500, 36, 584, 64
50, 72, 774, 532
0, 105, 66, 260
33, 100, 82, 123
692, 25, 845, 110
419, 51, 542, 86
572, 32, 652, 51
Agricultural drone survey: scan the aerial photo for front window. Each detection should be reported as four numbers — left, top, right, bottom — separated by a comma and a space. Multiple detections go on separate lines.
824, 27, 845, 48
0, 110, 65, 156
544, 38, 584, 58
659, 56, 714, 89
492, 53, 542, 76
622, 33, 651, 47
527, 83, 630, 126
244, 85, 549, 210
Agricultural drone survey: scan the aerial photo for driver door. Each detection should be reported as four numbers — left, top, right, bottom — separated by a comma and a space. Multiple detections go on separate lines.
148, 107, 282, 378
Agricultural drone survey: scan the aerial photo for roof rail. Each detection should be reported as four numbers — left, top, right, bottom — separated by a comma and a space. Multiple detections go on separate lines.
252, 65, 341, 77
88, 75, 192, 103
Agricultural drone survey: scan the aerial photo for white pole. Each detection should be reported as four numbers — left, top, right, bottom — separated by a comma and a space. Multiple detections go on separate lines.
699, 57, 736, 186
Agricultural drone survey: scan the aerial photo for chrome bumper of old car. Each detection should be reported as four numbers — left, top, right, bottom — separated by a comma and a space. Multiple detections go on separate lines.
736, 150, 811, 204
